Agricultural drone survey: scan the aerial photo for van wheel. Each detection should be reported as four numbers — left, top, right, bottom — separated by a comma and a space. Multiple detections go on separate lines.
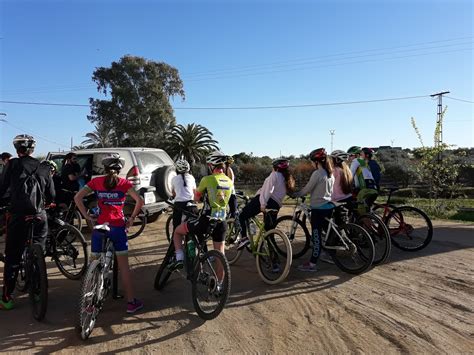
151, 166, 176, 200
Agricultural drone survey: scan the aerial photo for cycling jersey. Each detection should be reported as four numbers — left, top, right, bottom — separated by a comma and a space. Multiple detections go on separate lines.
350, 158, 376, 190
171, 173, 196, 202
196, 173, 233, 219
85, 176, 133, 227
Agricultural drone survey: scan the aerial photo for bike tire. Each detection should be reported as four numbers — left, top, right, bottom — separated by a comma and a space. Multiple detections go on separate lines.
165, 214, 173, 243
16, 252, 28, 292
329, 223, 374, 275
54, 224, 89, 280
386, 206, 433, 251
76, 260, 102, 340
124, 202, 147, 240
356, 213, 391, 265
154, 243, 175, 290
192, 249, 231, 320
256, 229, 292, 285
28, 244, 48, 321
273, 215, 310, 259
224, 218, 243, 265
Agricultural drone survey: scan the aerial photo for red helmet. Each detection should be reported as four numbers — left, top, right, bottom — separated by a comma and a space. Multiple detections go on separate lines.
309, 148, 327, 162
272, 159, 289, 170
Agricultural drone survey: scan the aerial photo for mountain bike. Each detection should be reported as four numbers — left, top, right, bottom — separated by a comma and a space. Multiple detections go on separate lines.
372, 187, 433, 251
44, 206, 88, 280
154, 215, 231, 320
164, 200, 199, 243
1, 206, 49, 321
225, 209, 292, 285
76, 223, 121, 340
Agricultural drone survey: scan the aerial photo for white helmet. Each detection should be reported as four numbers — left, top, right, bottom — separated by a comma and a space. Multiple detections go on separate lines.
175, 159, 190, 173
331, 150, 350, 161
102, 153, 125, 170
206, 150, 227, 166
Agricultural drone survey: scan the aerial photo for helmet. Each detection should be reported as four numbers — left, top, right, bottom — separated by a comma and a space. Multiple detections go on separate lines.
309, 148, 327, 162
347, 146, 361, 154
361, 147, 374, 157
175, 159, 190, 173
206, 150, 227, 166
42, 160, 58, 172
330, 150, 350, 161
102, 153, 125, 170
13, 134, 36, 152
272, 158, 290, 170
226, 155, 234, 164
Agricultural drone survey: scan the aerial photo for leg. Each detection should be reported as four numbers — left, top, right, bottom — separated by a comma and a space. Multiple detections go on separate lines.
115, 255, 134, 302
212, 221, 227, 281
173, 222, 188, 263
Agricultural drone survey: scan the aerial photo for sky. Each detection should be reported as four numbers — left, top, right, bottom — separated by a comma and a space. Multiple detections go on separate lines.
0, 0, 473, 158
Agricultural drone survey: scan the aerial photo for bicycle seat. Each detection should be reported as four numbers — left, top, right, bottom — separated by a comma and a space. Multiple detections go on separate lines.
94, 224, 110, 233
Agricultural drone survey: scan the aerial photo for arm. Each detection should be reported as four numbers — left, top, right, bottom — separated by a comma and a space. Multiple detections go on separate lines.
45, 173, 56, 204
259, 173, 275, 211
194, 177, 206, 202
74, 186, 94, 221
126, 188, 144, 229
0, 162, 12, 198
294, 171, 319, 197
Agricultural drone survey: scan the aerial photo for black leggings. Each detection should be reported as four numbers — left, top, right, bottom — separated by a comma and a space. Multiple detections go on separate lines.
228, 194, 238, 219
172, 201, 198, 230
238, 195, 280, 238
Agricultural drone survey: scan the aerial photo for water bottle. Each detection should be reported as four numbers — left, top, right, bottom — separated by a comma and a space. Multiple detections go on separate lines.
249, 220, 257, 236
105, 249, 113, 268
187, 240, 196, 260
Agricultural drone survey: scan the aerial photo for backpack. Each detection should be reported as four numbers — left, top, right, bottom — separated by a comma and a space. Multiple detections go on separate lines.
14, 164, 45, 214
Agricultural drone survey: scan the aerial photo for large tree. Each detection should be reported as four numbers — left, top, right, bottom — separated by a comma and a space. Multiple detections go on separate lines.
164, 123, 219, 166
88, 55, 185, 147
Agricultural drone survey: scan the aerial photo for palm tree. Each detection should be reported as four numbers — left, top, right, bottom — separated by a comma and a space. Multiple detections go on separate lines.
81, 124, 116, 148
164, 123, 219, 166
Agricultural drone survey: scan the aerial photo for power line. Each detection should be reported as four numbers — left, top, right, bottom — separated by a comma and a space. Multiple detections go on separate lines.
0, 94, 430, 110
445, 96, 474, 103
1, 120, 70, 148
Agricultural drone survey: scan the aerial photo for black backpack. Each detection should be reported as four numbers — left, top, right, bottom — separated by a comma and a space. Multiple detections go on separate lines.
14, 164, 45, 214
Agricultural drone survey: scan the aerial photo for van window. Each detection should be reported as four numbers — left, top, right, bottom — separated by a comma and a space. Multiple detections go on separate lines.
135, 151, 172, 173
92, 153, 111, 176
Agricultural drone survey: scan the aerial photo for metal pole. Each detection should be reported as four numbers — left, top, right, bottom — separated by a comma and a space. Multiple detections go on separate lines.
430, 91, 450, 147
329, 130, 335, 153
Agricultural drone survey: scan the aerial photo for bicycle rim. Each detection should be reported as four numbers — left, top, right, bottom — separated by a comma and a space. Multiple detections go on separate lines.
357, 214, 391, 265
256, 229, 292, 285
274, 215, 310, 259
154, 244, 175, 290
192, 250, 231, 320
387, 206, 433, 251
77, 260, 102, 340
224, 218, 243, 265
29, 244, 48, 321
330, 223, 374, 274
124, 203, 147, 240
54, 225, 89, 280
165, 214, 173, 243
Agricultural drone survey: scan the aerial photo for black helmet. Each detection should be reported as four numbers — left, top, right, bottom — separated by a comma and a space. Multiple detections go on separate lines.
13, 134, 36, 153
272, 159, 290, 170
361, 147, 374, 158
102, 153, 125, 170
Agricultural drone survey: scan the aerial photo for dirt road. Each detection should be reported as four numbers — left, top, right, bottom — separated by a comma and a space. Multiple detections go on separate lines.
1, 214, 473, 354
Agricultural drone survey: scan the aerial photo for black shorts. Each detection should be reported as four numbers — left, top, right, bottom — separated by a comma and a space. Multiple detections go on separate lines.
186, 215, 227, 243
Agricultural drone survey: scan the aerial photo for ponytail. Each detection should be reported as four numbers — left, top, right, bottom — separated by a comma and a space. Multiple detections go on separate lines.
317, 156, 333, 178
104, 168, 119, 190
181, 172, 187, 187
277, 167, 296, 194
331, 157, 353, 194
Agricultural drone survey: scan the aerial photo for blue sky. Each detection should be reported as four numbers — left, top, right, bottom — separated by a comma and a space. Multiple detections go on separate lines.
1, 0, 472, 158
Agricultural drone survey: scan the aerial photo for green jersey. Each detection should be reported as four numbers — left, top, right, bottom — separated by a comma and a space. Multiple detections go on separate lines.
197, 173, 233, 219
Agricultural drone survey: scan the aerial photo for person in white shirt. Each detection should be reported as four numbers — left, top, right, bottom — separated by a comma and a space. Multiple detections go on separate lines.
171, 159, 197, 231
237, 159, 295, 249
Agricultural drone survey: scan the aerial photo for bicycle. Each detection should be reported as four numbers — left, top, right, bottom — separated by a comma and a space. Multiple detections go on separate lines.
164, 200, 199, 243
0, 206, 49, 321
154, 213, 231, 320
60, 189, 85, 232
76, 223, 121, 340
225, 208, 293, 285
372, 187, 433, 251
274, 197, 391, 265
44, 206, 89, 280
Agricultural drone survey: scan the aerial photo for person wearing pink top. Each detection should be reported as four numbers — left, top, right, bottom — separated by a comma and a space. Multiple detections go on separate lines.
330, 150, 353, 203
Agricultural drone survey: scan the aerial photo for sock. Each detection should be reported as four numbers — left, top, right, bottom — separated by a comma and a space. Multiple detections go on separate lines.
175, 249, 184, 261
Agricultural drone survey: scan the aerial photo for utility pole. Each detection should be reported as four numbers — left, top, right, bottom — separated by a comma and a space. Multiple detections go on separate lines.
430, 91, 450, 147
329, 130, 335, 153
391, 139, 395, 147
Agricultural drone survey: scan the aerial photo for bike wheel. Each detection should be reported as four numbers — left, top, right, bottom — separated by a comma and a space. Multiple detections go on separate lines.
224, 218, 243, 265
329, 223, 374, 275
72, 209, 83, 232
356, 213, 391, 265
16, 252, 28, 292
256, 229, 292, 285
76, 260, 102, 340
124, 203, 147, 240
54, 224, 89, 280
28, 244, 48, 321
165, 214, 173, 243
386, 206, 433, 251
154, 243, 175, 290
274, 215, 310, 259
191, 249, 231, 320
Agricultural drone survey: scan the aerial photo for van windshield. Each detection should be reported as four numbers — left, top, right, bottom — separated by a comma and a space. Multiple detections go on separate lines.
135, 151, 173, 174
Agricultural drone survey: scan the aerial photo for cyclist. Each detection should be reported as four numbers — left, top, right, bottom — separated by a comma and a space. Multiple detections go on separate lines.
225, 155, 238, 219
0, 152, 12, 203
172, 151, 233, 269
74, 154, 144, 314
292, 148, 335, 272
365, 148, 382, 192
61, 153, 81, 200
171, 159, 197, 232
0, 135, 55, 310
350, 147, 378, 215
330, 150, 353, 203
237, 158, 295, 250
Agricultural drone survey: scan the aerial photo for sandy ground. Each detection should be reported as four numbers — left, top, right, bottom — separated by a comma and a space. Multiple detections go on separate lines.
0, 209, 473, 354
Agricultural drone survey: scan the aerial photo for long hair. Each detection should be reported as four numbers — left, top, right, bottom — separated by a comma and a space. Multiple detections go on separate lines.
276, 167, 296, 193
332, 157, 353, 194
62, 152, 76, 166
181, 172, 187, 187
104, 167, 120, 190
316, 156, 334, 178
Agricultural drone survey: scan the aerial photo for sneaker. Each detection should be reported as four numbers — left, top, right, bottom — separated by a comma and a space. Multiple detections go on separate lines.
169, 259, 184, 271
126, 298, 143, 314
237, 238, 250, 250
297, 261, 317, 272
0, 297, 14, 311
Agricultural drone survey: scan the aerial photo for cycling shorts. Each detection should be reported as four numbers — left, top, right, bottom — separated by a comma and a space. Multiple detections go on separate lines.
91, 226, 128, 256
